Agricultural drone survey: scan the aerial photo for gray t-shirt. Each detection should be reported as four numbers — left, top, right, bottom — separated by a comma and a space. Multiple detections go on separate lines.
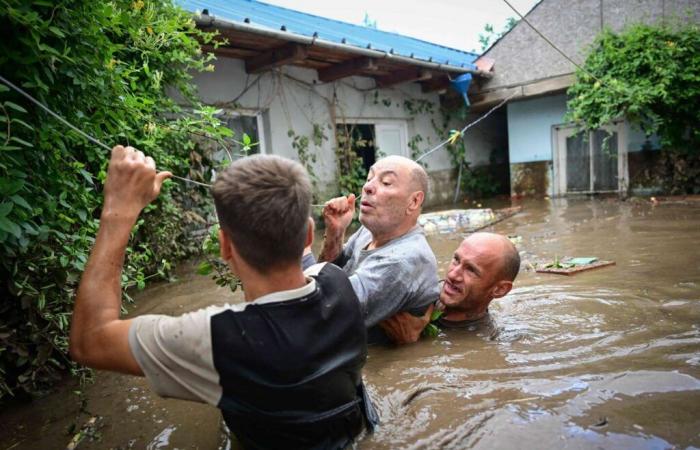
338, 225, 439, 328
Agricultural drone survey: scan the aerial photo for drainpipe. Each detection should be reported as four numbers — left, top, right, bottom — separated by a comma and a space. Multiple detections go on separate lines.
195, 13, 493, 78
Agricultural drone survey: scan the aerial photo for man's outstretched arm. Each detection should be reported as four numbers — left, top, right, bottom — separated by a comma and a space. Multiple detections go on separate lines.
69, 145, 171, 375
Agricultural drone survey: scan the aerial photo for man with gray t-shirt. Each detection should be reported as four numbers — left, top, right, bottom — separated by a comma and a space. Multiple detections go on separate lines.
310, 156, 439, 343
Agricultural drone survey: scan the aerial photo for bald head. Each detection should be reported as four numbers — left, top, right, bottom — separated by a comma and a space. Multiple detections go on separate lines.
463, 232, 520, 282
378, 155, 429, 198
360, 155, 429, 242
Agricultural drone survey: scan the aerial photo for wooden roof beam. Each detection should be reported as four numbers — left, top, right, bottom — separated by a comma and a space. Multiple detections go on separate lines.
245, 43, 308, 74
420, 76, 450, 93
318, 57, 378, 83
374, 69, 432, 88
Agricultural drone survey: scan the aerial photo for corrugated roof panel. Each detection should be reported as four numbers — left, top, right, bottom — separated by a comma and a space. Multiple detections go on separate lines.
177, 0, 478, 69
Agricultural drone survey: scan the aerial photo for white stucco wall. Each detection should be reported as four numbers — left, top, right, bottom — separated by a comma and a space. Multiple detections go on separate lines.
189, 57, 495, 202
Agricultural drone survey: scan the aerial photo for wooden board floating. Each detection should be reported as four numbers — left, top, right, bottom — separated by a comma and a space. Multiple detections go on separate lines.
536, 260, 616, 276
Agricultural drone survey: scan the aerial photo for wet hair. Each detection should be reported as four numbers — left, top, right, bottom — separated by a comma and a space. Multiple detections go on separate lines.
212, 155, 311, 272
501, 240, 521, 282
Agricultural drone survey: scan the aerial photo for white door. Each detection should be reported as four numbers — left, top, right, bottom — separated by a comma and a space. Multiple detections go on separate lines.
553, 124, 627, 195
374, 122, 408, 157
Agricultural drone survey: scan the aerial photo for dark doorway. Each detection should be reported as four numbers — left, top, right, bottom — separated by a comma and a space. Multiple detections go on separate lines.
336, 123, 376, 172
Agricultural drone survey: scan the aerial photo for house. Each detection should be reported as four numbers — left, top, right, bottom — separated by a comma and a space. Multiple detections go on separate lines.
467, 0, 700, 197
176, 0, 494, 205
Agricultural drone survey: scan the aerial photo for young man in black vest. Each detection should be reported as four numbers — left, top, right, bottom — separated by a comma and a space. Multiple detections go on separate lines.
70, 146, 376, 449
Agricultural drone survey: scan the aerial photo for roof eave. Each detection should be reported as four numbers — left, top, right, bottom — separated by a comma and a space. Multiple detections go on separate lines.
195, 13, 493, 79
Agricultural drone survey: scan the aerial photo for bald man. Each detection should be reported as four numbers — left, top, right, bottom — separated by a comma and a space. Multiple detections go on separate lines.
380, 232, 521, 342
307, 156, 439, 343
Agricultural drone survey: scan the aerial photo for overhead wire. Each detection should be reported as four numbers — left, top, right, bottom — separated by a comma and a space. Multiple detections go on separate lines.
0, 74, 213, 188
500, 0, 630, 96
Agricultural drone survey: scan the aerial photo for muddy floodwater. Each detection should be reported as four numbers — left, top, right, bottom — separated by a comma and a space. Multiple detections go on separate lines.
1, 198, 699, 449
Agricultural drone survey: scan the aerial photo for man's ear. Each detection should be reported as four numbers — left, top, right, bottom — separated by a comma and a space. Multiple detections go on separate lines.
491, 280, 513, 299
218, 228, 233, 261
406, 191, 425, 214
303, 217, 314, 254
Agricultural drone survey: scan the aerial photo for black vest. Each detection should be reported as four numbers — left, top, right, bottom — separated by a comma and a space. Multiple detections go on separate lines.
210, 263, 376, 450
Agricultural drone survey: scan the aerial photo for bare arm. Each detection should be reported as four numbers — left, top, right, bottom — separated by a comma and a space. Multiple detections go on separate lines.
379, 304, 434, 345
318, 194, 355, 263
69, 145, 171, 375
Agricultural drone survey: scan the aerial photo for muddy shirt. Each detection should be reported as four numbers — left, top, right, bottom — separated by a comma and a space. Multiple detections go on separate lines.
336, 225, 440, 332
128, 263, 375, 450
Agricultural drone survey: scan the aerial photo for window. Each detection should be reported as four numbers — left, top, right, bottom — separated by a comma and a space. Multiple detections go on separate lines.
553, 123, 627, 195
205, 110, 265, 162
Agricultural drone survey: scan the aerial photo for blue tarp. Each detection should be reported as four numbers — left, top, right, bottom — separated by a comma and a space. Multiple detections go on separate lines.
177, 0, 478, 69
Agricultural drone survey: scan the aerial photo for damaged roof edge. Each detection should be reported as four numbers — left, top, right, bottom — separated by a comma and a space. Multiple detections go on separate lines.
195, 13, 493, 78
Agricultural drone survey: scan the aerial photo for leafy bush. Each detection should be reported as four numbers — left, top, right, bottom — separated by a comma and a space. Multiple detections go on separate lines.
566, 23, 700, 192
0, 0, 230, 399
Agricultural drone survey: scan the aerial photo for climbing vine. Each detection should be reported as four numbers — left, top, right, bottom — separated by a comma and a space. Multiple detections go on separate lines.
0, 0, 228, 399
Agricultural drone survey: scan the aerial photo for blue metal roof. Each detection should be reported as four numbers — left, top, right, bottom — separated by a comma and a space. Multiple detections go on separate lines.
177, 0, 478, 69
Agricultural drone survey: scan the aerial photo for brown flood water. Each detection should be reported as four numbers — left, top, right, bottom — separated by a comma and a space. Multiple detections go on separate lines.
1, 198, 699, 449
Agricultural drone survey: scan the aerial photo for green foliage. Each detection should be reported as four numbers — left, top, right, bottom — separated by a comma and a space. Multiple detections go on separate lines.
196, 225, 241, 291
567, 23, 700, 154
422, 309, 443, 338
335, 124, 370, 196
288, 125, 326, 194
478, 17, 517, 52
433, 112, 498, 199
0, 0, 229, 399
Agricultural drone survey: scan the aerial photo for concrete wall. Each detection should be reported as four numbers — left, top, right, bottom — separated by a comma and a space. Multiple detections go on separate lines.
481, 0, 700, 91
507, 94, 568, 163
505, 94, 568, 196
190, 57, 495, 206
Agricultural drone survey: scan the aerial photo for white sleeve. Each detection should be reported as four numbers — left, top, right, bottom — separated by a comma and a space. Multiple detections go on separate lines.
128, 307, 225, 406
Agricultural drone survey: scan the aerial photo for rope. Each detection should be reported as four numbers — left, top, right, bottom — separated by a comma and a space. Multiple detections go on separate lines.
0, 74, 213, 188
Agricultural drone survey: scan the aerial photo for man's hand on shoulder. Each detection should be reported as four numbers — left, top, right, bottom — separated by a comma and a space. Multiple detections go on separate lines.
379, 304, 434, 345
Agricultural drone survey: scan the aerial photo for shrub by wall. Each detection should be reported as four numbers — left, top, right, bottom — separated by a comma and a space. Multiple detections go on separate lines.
0, 0, 229, 399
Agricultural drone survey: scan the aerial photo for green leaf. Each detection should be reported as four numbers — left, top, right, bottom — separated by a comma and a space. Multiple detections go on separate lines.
0, 202, 12, 217
48, 26, 65, 38
0, 84, 9, 93
3, 101, 27, 113
0, 216, 21, 238
10, 195, 31, 210
430, 309, 444, 322
9, 137, 33, 147
196, 261, 213, 275
242, 133, 251, 146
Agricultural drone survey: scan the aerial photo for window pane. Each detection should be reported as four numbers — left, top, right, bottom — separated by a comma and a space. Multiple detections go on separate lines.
219, 114, 260, 159
592, 130, 618, 191
566, 132, 590, 192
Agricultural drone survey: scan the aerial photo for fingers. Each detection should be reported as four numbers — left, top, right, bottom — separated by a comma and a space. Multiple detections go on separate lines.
323, 195, 356, 215
145, 156, 156, 170
347, 193, 356, 213
153, 171, 172, 196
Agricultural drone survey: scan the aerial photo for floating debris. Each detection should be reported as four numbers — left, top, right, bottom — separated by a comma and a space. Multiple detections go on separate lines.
419, 206, 522, 236
536, 256, 615, 276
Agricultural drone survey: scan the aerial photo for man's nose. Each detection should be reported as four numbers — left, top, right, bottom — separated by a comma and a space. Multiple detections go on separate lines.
363, 180, 375, 195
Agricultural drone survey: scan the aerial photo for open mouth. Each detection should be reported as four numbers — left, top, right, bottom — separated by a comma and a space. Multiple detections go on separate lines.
443, 280, 462, 296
